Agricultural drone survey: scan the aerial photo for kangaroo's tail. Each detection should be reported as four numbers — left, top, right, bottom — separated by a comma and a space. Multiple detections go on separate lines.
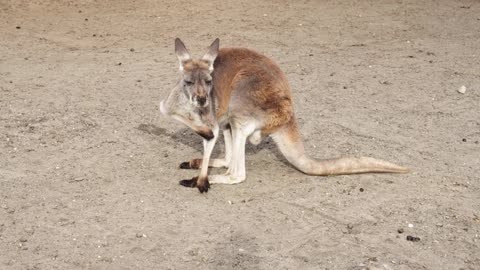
271, 121, 409, 175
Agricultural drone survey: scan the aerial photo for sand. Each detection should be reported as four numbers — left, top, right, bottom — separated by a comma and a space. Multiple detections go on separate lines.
1, 0, 479, 269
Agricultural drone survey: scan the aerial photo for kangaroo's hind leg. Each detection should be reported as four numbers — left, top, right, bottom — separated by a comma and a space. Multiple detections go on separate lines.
209, 122, 254, 185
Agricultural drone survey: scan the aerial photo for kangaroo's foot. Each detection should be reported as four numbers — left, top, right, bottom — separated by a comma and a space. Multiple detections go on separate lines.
209, 174, 245, 185
179, 176, 210, 193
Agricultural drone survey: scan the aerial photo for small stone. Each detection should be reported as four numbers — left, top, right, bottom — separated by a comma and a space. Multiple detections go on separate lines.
458, 85, 466, 94
130, 48, 135, 52
16, 26, 21, 29
85, 18, 89, 21
228, 200, 233, 205
19, 237, 27, 242
135, 233, 146, 238
117, 62, 122, 66
397, 228, 404, 234
406, 235, 420, 242
359, 188, 364, 192
462, 138, 467, 142
408, 223, 414, 228
74, 177, 85, 182
92, 34, 96, 37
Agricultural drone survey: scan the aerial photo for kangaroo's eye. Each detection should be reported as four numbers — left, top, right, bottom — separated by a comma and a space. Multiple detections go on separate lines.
205, 80, 212, 85
184, 80, 194, 86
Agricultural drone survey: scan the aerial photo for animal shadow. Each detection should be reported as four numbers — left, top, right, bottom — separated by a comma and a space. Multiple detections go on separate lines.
137, 123, 288, 165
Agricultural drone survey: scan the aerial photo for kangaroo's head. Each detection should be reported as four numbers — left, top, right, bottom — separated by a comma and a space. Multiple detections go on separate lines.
160, 38, 219, 117
173, 38, 219, 108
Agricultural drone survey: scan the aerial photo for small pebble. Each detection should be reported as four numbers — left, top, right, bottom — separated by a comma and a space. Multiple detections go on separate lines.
359, 188, 364, 192
117, 62, 122, 66
16, 26, 21, 29
130, 48, 135, 52
462, 138, 467, 142
408, 223, 414, 228
398, 228, 404, 234
135, 233, 146, 238
458, 85, 466, 94
19, 237, 27, 242
406, 235, 420, 242
85, 18, 89, 21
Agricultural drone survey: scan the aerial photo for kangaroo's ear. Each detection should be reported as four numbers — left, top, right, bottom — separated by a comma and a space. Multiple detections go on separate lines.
202, 38, 219, 72
175, 38, 191, 71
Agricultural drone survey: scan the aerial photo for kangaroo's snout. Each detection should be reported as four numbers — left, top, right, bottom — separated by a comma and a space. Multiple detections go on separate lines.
196, 96, 207, 107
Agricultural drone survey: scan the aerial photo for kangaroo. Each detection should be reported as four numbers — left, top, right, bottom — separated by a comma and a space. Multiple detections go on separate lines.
160, 38, 408, 193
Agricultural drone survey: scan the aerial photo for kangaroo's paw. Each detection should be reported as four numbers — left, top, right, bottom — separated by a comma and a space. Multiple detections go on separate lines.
209, 174, 245, 185
179, 176, 210, 193
179, 159, 202, 169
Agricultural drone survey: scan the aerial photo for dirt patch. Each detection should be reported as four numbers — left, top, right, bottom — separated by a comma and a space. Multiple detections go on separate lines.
1, 0, 479, 269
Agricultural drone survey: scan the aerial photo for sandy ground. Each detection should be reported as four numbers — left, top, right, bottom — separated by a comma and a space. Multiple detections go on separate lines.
1, 0, 479, 269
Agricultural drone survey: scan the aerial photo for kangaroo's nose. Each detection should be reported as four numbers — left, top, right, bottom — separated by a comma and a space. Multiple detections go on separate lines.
196, 96, 207, 106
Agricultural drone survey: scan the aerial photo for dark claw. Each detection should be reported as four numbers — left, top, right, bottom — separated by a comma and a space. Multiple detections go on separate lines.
179, 178, 197, 188
197, 130, 214, 140
179, 162, 191, 169
197, 179, 210, 193
179, 176, 209, 193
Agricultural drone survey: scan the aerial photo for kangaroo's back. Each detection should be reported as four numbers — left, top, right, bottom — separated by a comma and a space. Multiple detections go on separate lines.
211, 48, 295, 134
